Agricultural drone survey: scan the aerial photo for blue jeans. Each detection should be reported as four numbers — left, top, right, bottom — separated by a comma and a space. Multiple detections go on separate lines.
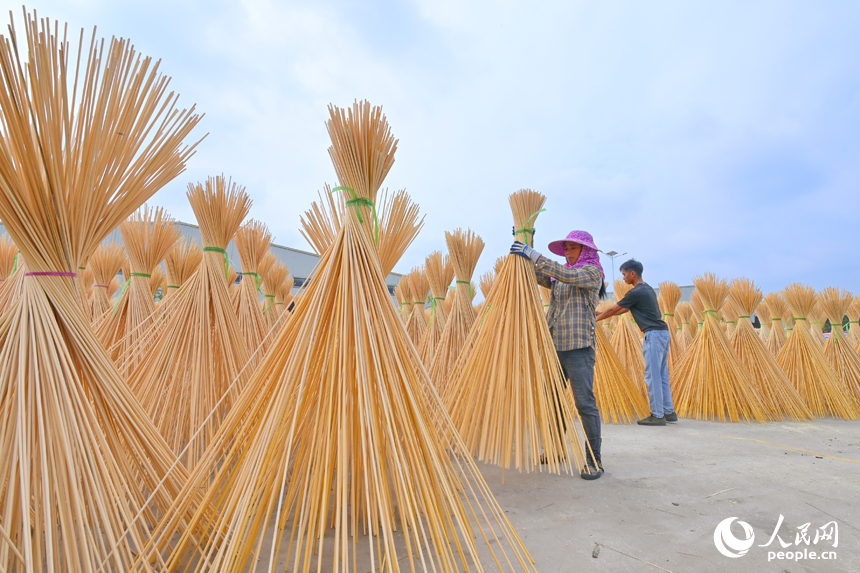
556, 347, 600, 463
642, 330, 674, 417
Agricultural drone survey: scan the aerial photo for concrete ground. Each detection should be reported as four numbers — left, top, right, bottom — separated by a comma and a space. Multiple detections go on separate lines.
483, 418, 860, 573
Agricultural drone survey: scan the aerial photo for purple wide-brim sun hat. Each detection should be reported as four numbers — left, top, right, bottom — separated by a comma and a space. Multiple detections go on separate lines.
548, 230, 599, 257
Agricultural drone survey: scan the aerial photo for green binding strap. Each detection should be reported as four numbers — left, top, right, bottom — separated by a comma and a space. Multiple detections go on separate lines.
241, 271, 262, 290
514, 208, 546, 246
332, 185, 379, 245
167, 285, 180, 289
11, 251, 19, 275
739, 315, 750, 319
703, 310, 717, 315
772, 318, 782, 322
456, 280, 474, 297
263, 293, 275, 313
204, 246, 229, 279
795, 317, 807, 321
111, 272, 151, 315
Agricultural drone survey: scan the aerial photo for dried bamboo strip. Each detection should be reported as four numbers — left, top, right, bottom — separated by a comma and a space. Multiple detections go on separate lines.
777, 284, 857, 419
673, 274, 769, 422
0, 11, 201, 570
727, 278, 812, 420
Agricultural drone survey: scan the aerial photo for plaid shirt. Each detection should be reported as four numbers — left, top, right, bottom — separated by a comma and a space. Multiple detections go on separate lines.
535, 258, 603, 351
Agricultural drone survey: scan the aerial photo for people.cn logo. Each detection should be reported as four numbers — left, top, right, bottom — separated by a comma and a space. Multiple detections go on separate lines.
714, 517, 756, 558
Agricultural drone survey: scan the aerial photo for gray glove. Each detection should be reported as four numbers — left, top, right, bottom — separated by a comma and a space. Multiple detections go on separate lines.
510, 241, 542, 263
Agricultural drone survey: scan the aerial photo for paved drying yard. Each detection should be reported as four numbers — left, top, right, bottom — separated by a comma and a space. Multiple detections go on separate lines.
483, 418, 860, 573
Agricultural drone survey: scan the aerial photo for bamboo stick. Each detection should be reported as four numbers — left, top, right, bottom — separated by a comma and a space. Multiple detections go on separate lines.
405, 266, 429, 346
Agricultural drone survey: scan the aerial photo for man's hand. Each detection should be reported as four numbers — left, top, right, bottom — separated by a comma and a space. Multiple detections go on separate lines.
510, 241, 542, 263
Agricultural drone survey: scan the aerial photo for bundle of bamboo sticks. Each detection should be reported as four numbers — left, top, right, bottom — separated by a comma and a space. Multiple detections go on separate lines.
676, 301, 694, 352
0, 10, 202, 570
657, 281, 682, 372
232, 219, 274, 356
261, 253, 289, 326
164, 236, 203, 299
88, 242, 126, 317
128, 176, 254, 468
818, 287, 860, 414
134, 100, 536, 573
594, 324, 651, 423
428, 228, 484, 391
849, 298, 860, 350
96, 205, 181, 375
756, 298, 772, 342
444, 189, 586, 472
727, 278, 811, 420
610, 279, 647, 396
764, 292, 788, 357
673, 274, 768, 422
405, 266, 429, 346
417, 250, 453, 367
777, 283, 857, 419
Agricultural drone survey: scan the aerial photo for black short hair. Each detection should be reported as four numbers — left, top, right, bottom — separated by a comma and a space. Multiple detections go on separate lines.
619, 258, 643, 276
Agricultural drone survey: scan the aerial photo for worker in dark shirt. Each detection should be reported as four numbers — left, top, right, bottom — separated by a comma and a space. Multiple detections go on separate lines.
595, 259, 677, 426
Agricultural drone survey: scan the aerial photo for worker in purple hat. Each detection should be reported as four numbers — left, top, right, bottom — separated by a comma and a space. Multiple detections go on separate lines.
511, 230, 607, 480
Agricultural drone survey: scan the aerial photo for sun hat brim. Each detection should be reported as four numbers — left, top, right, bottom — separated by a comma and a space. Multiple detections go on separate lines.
548, 236, 599, 257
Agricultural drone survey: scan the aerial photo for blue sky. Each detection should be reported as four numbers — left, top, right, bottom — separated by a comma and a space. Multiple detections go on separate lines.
19, 1, 860, 294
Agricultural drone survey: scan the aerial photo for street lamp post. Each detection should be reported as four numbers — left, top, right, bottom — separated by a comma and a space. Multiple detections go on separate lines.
603, 250, 627, 286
